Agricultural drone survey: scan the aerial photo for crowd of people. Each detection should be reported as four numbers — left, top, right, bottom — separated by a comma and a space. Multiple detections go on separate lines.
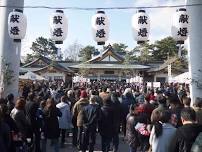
0, 80, 202, 152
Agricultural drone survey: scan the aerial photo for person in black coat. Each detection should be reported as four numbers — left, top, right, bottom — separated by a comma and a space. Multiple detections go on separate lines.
99, 94, 116, 152
0, 104, 18, 152
81, 95, 100, 152
171, 107, 202, 152
43, 98, 62, 152
6, 93, 15, 114
25, 92, 40, 152
22, 85, 30, 100
111, 92, 121, 152
0, 108, 10, 152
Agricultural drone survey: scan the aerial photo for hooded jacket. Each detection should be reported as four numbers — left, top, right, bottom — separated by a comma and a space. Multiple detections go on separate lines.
72, 98, 89, 127
56, 101, 72, 129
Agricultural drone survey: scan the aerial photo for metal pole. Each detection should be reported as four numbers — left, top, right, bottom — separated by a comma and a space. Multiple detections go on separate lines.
0, 0, 24, 98
186, 0, 202, 105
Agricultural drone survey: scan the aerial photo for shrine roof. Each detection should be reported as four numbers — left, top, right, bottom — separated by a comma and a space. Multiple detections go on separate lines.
87, 45, 124, 63
70, 63, 150, 69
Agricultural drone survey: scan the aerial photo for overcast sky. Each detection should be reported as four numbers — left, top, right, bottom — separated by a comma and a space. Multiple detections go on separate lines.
21, 0, 186, 57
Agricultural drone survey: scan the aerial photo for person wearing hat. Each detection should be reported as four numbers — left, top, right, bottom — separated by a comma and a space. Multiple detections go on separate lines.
72, 90, 89, 150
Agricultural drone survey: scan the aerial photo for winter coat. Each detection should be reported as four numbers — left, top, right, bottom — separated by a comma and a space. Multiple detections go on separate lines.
170, 106, 183, 128
25, 101, 39, 131
72, 98, 89, 127
82, 104, 100, 130
151, 104, 168, 123
3, 114, 18, 132
171, 123, 202, 152
43, 107, 62, 139
112, 100, 122, 133
99, 103, 116, 137
0, 122, 10, 152
10, 108, 30, 138
193, 107, 202, 125
56, 102, 72, 129
95, 95, 103, 107
7, 101, 15, 114
67, 96, 76, 111
125, 113, 139, 148
99, 92, 109, 103
149, 123, 176, 152
138, 102, 155, 122
121, 94, 135, 121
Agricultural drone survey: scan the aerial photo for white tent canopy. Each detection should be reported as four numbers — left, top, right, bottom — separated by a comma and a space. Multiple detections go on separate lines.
173, 72, 190, 83
19, 71, 47, 81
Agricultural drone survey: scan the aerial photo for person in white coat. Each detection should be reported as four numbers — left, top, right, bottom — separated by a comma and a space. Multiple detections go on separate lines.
149, 110, 176, 152
56, 96, 72, 146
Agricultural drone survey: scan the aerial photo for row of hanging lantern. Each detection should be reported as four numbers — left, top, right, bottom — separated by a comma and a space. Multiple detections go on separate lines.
8, 8, 189, 45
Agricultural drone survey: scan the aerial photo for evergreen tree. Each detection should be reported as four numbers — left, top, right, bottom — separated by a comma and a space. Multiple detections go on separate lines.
152, 37, 178, 60
79, 45, 96, 62
24, 37, 62, 63
131, 42, 154, 63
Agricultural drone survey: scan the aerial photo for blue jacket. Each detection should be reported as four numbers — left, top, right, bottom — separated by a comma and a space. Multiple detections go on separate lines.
82, 104, 100, 130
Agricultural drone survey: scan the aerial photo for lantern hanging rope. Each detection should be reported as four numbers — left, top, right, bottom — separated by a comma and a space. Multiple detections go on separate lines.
0, 3, 202, 10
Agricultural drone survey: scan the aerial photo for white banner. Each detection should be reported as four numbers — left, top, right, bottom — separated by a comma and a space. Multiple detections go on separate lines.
147, 82, 152, 87
153, 82, 161, 88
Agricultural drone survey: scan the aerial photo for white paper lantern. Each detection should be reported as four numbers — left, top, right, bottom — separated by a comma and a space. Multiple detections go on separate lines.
50, 10, 68, 44
171, 8, 189, 44
92, 11, 109, 45
8, 9, 27, 42
132, 10, 150, 44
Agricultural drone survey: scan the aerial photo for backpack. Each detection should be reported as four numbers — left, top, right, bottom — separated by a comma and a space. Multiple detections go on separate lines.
191, 132, 202, 152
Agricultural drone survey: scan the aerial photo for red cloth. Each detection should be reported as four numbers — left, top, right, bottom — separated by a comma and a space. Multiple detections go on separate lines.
149, 95, 156, 101
137, 103, 154, 116
80, 90, 87, 98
